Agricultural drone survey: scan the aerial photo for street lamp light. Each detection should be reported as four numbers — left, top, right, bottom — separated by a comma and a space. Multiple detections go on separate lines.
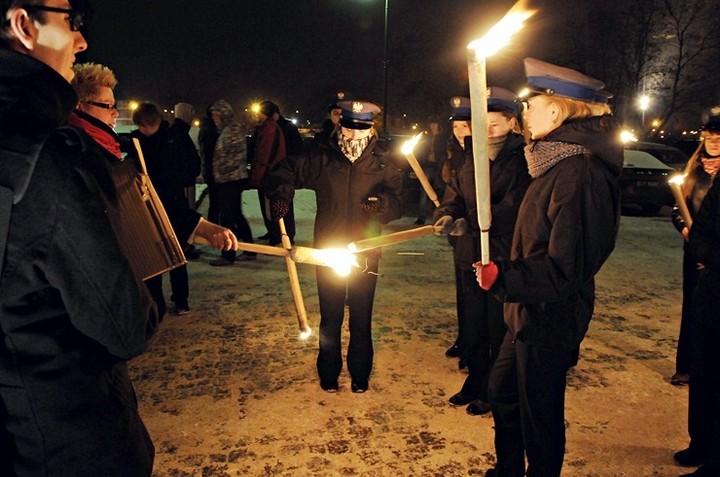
638, 94, 650, 128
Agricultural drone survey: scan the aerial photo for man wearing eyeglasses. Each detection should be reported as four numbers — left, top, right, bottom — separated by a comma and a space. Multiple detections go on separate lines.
0, 2, 157, 475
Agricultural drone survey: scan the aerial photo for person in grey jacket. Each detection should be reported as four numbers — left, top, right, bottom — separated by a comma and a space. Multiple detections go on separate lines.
208, 99, 257, 265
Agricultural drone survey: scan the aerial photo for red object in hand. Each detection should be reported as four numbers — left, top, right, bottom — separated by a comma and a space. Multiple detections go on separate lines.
271, 199, 289, 220
473, 261, 498, 291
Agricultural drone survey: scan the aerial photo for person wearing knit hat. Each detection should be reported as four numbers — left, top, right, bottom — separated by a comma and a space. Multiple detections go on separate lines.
262, 98, 403, 394
671, 105, 720, 476
433, 87, 530, 418
475, 58, 623, 477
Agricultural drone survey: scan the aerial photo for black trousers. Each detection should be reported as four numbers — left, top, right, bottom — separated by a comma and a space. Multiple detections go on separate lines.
457, 268, 506, 400
315, 256, 379, 384
217, 180, 254, 261
687, 269, 720, 461
488, 332, 575, 477
677, 246, 699, 375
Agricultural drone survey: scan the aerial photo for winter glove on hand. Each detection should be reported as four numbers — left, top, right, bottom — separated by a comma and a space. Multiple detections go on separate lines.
359, 196, 382, 215
449, 217, 468, 236
473, 260, 498, 291
270, 199, 289, 221
433, 215, 455, 236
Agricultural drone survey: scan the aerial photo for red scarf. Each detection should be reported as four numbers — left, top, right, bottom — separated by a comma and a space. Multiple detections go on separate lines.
68, 111, 122, 159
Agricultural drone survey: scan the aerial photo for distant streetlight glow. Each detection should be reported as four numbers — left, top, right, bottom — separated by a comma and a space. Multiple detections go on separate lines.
638, 94, 650, 126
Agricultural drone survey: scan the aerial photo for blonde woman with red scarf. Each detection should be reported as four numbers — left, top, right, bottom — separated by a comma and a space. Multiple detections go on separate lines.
69, 63, 238, 318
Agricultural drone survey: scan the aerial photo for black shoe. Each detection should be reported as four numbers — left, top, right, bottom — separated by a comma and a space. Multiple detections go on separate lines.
681, 462, 720, 476
236, 253, 257, 261
449, 391, 475, 406
320, 379, 339, 393
466, 399, 491, 416
445, 344, 461, 358
674, 447, 708, 467
414, 218, 425, 225
671, 373, 690, 386
351, 380, 368, 393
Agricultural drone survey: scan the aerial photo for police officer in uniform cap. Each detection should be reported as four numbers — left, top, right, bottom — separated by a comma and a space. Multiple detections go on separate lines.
263, 99, 403, 394
475, 58, 623, 477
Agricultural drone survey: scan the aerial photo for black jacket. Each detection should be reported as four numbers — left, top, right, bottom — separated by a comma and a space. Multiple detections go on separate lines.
434, 133, 530, 269
263, 133, 403, 253
496, 116, 623, 351
0, 49, 155, 474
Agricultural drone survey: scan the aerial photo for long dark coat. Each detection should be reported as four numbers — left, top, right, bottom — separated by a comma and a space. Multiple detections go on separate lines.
496, 116, 623, 351
0, 49, 156, 476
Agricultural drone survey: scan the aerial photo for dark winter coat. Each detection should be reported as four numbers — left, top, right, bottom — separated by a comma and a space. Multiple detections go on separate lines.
130, 120, 201, 241
0, 49, 155, 475
495, 116, 623, 351
263, 133, 403, 253
434, 133, 530, 269
690, 175, 720, 331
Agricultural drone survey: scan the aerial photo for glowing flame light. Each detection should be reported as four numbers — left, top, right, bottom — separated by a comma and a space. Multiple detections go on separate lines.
620, 130, 638, 144
299, 327, 312, 340
668, 174, 686, 186
401, 133, 424, 156
467, 1, 535, 59
290, 247, 359, 277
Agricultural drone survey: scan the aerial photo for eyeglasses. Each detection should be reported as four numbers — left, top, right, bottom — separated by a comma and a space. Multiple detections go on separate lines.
20, 4, 89, 32
83, 101, 118, 110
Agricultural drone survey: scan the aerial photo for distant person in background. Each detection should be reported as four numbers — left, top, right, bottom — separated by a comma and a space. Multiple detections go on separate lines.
670, 108, 720, 387
207, 99, 257, 266
249, 100, 294, 245
131, 102, 201, 315
441, 97, 474, 370
433, 88, 530, 417
198, 105, 220, 223
474, 58, 623, 477
313, 92, 345, 148
263, 100, 403, 394
673, 107, 720, 477
414, 114, 445, 225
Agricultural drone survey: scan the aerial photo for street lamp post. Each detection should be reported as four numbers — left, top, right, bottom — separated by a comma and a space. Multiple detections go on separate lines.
382, 0, 389, 135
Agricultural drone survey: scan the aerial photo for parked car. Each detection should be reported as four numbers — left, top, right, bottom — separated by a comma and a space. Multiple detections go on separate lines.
621, 149, 676, 214
625, 141, 689, 171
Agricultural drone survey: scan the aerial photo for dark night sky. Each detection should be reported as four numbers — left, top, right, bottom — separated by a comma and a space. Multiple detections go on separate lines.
80, 0, 571, 125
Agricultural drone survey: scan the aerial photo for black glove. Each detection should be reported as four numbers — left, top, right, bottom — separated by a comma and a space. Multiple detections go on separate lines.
359, 196, 383, 215
270, 199, 289, 220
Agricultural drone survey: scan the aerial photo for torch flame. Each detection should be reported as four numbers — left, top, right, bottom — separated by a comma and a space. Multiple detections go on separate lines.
468, 1, 535, 59
289, 246, 360, 276
668, 173, 686, 186
299, 326, 312, 340
401, 133, 424, 156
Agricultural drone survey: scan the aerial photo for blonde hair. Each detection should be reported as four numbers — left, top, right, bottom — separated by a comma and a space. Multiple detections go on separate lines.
530, 95, 612, 139
71, 63, 118, 102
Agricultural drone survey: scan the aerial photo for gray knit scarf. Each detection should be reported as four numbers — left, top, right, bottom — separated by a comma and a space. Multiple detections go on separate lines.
338, 133, 372, 162
524, 141, 589, 178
